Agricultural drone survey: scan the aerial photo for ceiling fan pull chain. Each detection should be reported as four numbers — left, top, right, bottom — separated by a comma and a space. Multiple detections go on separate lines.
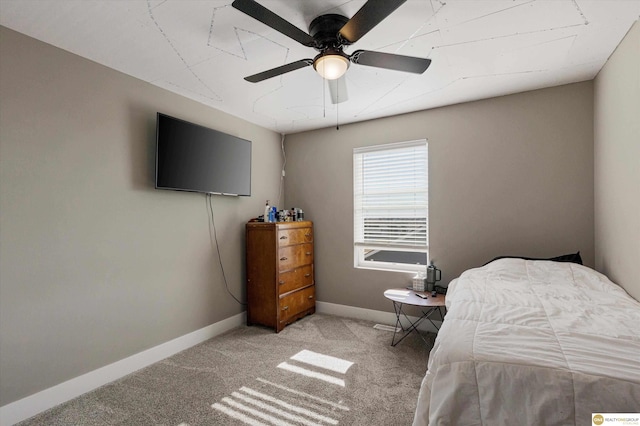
336, 82, 340, 130
323, 76, 326, 118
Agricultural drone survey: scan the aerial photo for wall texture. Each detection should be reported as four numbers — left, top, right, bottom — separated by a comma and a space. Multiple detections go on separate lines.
594, 20, 640, 301
0, 27, 282, 406
284, 82, 594, 313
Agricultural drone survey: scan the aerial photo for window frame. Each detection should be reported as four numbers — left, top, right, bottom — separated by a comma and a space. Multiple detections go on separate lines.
353, 139, 429, 273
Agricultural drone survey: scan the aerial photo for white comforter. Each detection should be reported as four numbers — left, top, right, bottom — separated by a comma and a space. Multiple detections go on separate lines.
413, 259, 640, 426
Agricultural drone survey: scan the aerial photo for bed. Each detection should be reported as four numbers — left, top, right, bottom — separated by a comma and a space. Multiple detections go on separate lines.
413, 258, 640, 425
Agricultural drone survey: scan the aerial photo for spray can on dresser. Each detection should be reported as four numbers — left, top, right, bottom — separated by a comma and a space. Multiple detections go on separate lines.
264, 200, 271, 222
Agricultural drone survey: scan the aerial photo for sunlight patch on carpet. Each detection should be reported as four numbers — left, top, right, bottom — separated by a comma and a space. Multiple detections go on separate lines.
237, 388, 338, 425
211, 402, 270, 426
290, 349, 354, 374
214, 398, 294, 426
256, 378, 350, 412
211, 348, 354, 424
277, 362, 345, 386
373, 323, 401, 332
212, 385, 340, 426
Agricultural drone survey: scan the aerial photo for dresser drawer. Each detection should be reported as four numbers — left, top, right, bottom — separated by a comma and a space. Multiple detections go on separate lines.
278, 243, 313, 271
277, 227, 313, 247
278, 264, 313, 294
279, 286, 315, 323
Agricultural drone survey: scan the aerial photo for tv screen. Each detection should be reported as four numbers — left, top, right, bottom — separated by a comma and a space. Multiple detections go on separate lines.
155, 113, 251, 196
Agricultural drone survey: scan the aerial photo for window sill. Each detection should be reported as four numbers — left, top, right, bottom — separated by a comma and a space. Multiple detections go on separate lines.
354, 264, 422, 274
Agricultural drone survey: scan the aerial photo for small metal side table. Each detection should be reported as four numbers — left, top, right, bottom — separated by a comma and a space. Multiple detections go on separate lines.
383, 288, 446, 347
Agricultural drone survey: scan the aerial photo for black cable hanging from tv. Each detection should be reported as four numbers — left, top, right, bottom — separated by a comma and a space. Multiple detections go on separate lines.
207, 194, 245, 306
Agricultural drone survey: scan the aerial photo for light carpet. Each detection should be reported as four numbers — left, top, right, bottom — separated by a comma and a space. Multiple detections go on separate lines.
17, 314, 433, 425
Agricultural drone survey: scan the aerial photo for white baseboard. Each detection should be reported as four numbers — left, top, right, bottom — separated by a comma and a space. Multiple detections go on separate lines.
316, 301, 442, 333
0, 312, 245, 426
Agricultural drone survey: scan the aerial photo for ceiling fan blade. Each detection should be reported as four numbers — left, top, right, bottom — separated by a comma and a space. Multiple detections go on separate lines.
328, 76, 348, 104
244, 59, 314, 83
351, 50, 431, 74
232, 0, 315, 47
338, 0, 407, 44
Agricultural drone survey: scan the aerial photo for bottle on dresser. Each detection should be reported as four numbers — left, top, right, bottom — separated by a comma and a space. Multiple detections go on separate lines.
264, 200, 271, 222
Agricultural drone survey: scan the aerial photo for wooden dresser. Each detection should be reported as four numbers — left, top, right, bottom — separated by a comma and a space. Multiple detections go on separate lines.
246, 220, 315, 332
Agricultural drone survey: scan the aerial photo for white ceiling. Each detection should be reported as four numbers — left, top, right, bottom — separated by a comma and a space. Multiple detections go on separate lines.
1, 0, 638, 134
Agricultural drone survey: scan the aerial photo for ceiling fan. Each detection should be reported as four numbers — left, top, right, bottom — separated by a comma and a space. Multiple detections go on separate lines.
232, 0, 432, 84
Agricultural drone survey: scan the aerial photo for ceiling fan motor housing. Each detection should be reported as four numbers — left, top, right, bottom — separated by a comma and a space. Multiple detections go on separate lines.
309, 14, 350, 50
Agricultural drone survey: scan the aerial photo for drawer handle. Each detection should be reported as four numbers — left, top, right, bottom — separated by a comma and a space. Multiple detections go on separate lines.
278, 280, 285, 285
305, 233, 312, 238
282, 306, 289, 311
304, 273, 311, 277
305, 252, 311, 256
280, 257, 288, 261
279, 235, 288, 240
308, 295, 314, 299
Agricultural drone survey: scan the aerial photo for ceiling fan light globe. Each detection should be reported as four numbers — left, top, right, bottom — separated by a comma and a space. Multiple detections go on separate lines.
315, 54, 349, 80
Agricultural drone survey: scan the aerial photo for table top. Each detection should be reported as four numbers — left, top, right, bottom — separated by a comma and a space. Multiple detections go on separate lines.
383, 288, 446, 307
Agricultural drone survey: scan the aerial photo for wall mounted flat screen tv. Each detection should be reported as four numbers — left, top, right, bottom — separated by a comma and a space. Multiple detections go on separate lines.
156, 113, 251, 196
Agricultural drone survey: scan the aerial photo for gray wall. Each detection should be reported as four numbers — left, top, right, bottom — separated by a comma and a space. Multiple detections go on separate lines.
594, 21, 640, 301
284, 82, 594, 312
0, 27, 282, 405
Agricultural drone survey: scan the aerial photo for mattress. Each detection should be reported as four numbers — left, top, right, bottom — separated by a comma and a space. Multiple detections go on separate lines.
413, 258, 640, 425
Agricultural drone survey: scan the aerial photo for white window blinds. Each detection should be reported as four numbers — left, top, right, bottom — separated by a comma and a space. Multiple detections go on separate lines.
353, 140, 428, 252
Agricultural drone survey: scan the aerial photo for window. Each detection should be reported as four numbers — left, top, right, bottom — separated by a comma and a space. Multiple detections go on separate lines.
353, 140, 428, 273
